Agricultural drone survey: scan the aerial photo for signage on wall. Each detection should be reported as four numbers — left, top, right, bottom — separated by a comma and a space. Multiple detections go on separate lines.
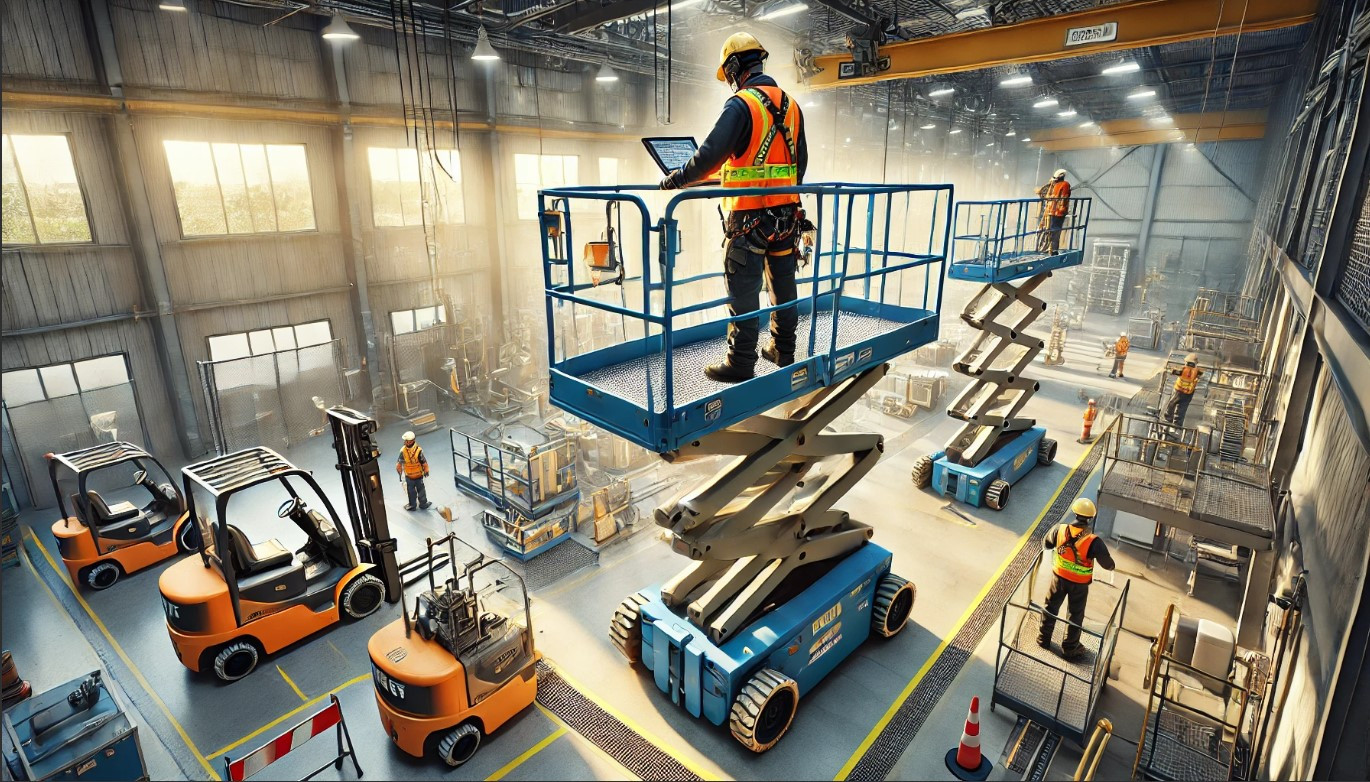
1064, 22, 1118, 47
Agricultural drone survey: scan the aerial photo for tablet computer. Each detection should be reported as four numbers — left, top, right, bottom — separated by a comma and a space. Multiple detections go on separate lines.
642, 136, 699, 174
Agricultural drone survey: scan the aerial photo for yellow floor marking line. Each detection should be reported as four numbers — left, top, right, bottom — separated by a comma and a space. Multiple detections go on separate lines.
277, 665, 306, 701
832, 445, 1095, 780
543, 657, 719, 781
533, 703, 637, 780
24, 527, 222, 781
207, 673, 370, 759
485, 725, 568, 781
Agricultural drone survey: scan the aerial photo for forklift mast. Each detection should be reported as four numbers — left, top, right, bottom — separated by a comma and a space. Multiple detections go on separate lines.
327, 406, 402, 603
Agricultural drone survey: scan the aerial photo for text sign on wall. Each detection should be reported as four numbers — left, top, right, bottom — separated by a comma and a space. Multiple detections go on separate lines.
1064, 22, 1118, 47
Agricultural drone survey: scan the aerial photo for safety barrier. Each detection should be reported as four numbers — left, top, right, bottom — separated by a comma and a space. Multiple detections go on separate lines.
223, 694, 361, 781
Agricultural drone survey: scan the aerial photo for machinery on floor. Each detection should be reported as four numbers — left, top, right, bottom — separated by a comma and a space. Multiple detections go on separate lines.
452, 428, 581, 560
2, 670, 146, 782
46, 442, 198, 590
869, 368, 949, 418
540, 181, 945, 751
159, 407, 401, 682
368, 533, 538, 767
912, 197, 1091, 510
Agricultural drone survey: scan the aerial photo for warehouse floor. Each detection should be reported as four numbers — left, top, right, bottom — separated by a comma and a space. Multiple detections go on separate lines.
5, 311, 1241, 781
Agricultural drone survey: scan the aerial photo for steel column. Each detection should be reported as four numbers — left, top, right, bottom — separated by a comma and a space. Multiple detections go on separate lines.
1134, 144, 1167, 298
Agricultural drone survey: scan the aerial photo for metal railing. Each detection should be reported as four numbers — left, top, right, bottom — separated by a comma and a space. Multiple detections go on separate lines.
450, 429, 578, 516
950, 196, 1091, 273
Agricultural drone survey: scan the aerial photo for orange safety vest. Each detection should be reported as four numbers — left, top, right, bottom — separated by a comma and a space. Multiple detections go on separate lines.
719, 86, 801, 215
1053, 525, 1096, 583
1115, 336, 1130, 357
1175, 365, 1201, 395
1041, 179, 1071, 216
399, 443, 428, 479
1083, 406, 1098, 424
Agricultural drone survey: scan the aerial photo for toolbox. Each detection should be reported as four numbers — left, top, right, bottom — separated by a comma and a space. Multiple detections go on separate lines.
2, 670, 147, 781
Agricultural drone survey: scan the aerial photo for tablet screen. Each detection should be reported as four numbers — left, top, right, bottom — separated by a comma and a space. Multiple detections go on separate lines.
643, 137, 699, 174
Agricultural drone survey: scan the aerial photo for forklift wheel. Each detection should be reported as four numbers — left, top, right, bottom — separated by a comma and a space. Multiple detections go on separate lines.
1038, 438, 1058, 467
213, 641, 259, 682
437, 723, 481, 767
340, 574, 385, 620
610, 593, 650, 663
175, 521, 200, 554
911, 456, 933, 489
872, 575, 916, 638
83, 562, 121, 591
985, 479, 1011, 511
730, 669, 799, 753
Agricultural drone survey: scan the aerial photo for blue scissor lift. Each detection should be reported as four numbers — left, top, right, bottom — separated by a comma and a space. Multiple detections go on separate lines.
539, 181, 951, 752
911, 197, 1091, 510
450, 429, 581, 561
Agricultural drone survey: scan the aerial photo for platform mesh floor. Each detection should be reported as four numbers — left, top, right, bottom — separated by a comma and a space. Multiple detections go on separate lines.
509, 537, 599, 591
1102, 460, 1195, 514
1193, 476, 1274, 538
1138, 709, 1234, 781
577, 311, 913, 411
997, 650, 1092, 733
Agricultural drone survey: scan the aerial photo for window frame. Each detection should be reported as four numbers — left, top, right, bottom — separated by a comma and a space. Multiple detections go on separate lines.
163, 140, 318, 239
0, 353, 135, 408
388, 305, 447, 336
366, 146, 466, 228
205, 319, 334, 362
1, 132, 95, 247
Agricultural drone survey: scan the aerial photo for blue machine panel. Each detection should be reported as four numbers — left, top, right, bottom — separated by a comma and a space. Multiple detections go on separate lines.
947, 198, 1090, 284
3, 671, 147, 782
930, 427, 1047, 507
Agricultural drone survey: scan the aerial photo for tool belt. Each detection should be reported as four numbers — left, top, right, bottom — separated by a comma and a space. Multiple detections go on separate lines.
722, 205, 817, 261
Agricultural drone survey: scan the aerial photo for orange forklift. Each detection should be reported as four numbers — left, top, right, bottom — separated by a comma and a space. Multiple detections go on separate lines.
47, 442, 199, 590
368, 533, 539, 766
160, 407, 403, 682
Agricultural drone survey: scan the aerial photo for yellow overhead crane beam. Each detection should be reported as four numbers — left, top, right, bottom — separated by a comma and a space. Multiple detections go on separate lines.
809, 0, 1318, 89
1028, 109, 1266, 150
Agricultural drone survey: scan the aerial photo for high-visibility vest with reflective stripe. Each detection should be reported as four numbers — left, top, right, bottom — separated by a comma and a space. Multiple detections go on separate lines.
1053, 525, 1096, 583
1115, 336, 1129, 356
1175, 365, 1201, 395
1083, 406, 1098, 423
1043, 180, 1071, 216
719, 86, 801, 214
400, 444, 426, 479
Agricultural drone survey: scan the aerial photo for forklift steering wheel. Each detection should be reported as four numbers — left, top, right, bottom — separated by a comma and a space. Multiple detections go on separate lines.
277, 497, 303, 518
133, 469, 148, 485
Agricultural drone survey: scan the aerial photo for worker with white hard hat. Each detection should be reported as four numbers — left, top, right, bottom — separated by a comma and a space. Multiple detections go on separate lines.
1109, 330, 1130, 379
1164, 353, 1204, 426
395, 431, 432, 511
1036, 167, 1072, 254
1038, 497, 1115, 658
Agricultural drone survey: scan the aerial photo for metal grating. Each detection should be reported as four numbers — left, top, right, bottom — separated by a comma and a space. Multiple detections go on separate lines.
1138, 708, 1234, 781
996, 650, 1092, 732
1101, 460, 1195, 514
508, 536, 599, 591
1192, 476, 1274, 538
1336, 183, 1370, 333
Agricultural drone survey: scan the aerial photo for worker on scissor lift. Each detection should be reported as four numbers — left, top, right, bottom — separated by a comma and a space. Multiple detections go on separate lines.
1036, 168, 1071, 254
1164, 353, 1204, 426
659, 32, 811, 383
1038, 498, 1115, 659
395, 431, 432, 511
1109, 331, 1129, 379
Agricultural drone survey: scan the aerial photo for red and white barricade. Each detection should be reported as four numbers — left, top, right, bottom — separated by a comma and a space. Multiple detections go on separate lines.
224, 694, 362, 781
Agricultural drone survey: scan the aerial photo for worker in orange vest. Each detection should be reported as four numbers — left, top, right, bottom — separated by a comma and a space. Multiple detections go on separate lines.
395, 431, 432, 511
1108, 331, 1130, 378
660, 32, 810, 383
1164, 353, 1204, 426
1079, 399, 1099, 444
1038, 498, 1115, 658
1036, 168, 1071, 254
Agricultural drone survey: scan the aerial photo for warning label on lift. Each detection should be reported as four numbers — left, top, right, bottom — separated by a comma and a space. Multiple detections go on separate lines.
812, 603, 841, 635
791, 366, 809, 390
809, 623, 843, 665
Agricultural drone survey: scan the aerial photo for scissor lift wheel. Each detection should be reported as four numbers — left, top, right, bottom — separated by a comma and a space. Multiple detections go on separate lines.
911, 456, 933, 489
872, 575, 916, 638
729, 669, 799, 753
610, 593, 650, 662
985, 479, 1012, 511
1038, 437, 1058, 466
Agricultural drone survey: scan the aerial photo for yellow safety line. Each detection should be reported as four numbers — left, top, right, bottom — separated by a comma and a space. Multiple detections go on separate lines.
533, 703, 637, 780
485, 725, 567, 781
277, 665, 306, 701
207, 673, 370, 759
24, 527, 223, 781
832, 444, 1095, 780
544, 658, 719, 781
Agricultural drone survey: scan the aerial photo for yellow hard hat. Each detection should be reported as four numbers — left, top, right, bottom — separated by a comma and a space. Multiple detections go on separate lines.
1071, 497, 1097, 519
717, 32, 768, 82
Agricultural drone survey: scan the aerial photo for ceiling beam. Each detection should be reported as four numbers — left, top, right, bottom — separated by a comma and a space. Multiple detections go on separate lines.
809, 0, 1317, 89
1027, 109, 1266, 150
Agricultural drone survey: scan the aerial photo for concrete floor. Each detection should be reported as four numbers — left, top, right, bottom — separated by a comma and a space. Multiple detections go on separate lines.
2, 308, 1241, 781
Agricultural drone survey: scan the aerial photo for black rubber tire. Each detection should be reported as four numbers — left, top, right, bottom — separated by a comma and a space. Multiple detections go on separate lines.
729, 669, 799, 753
340, 573, 385, 620
610, 593, 650, 663
1038, 437, 1058, 466
84, 561, 121, 590
911, 456, 933, 489
985, 479, 1011, 511
213, 641, 259, 682
437, 722, 481, 768
175, 520, 200, 554
872, 575, 916, 638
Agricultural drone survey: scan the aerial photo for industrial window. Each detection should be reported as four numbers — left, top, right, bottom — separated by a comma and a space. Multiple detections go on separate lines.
367, 147, 465, 227
163, 141, 316, 237
1, 134, 92, 245
390, 305, 446, 335
513, 153, 578, 220
207, 320, 332, 362
1, 356, 129, 407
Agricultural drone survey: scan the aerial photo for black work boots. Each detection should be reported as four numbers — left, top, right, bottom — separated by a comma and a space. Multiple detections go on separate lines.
762, 344, 794, 367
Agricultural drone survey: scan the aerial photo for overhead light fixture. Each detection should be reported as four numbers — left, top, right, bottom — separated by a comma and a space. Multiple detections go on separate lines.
1022, 137, 1031, 142
1079, 120, 1096, 127
1006, 129, 1016, 137
596, 62, 619, 82
929, 87, 955, 97
472, 25, 500, 61
158, 0, 187, 10
1033, 97, 1059, 108
1057, 109, 1077, 117
1127, 89, 1156, 100
1000, 75, 1033, 87
671, 0, 705, 8
949, 128, 963, 135
805, 100, 818, 108
1102, 61, 1141, 75
955, 6, 988, 21
845, 137, 852, 143
920, 123, 937, 130
758, 2, 807, 20
985, 141, 995, 147
321, 13, 359, 40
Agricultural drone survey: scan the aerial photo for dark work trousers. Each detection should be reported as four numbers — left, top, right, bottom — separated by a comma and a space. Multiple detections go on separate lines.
1165, 391, 1195, 425
1038, 575, 1090, 650
1046, 213, 1067, 253
723, 210, 799, 368
404, 475, 428, 509
1110, 355, 1126, 377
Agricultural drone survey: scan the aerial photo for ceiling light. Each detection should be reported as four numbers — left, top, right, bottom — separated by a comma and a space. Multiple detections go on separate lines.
472, 25, 500, 61
845, 137, 852, 143
805, 100, 818, 108
985, 141, 995, 147
949, 128, 963, 135
158, 0, 187, 10
671, 0, 705, 8
955, 6, 988, 20
1022, 137, 1031, 142
929, 87, 955, 97
321, 13, 359, 40
1033, 97, 1059, 108
920, 123, 936, 130
1057, 109, 1077, 117
596, 62, 619, 82
1079, 120, 1096, 127
1127, 89, 1156, 100
1006, 129, 1016, 137
1000, 75, 1033, 87
1102, 61, 1141, 75
758, 2, 807, 20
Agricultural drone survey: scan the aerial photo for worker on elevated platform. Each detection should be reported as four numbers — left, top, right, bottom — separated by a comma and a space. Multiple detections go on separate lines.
660, 32, 810, 383
1109, 331, 1129, 378
1038, 498, 1115, 659
1164, 353, 1204, 426
1036, 169, 1071, 254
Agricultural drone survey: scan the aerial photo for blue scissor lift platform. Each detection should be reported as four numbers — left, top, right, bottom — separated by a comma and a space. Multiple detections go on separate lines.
539, 181, 949, 752
912, 197, 1091, 510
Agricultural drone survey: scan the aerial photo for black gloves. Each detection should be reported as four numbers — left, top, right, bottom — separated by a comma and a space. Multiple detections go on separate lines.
659, 169, 685, 190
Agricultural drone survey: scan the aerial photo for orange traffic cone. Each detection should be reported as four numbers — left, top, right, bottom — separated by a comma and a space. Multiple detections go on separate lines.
945, 696, 992, 780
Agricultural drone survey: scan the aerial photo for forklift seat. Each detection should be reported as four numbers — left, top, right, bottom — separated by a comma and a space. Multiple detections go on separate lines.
225, 524, 293, 576
83, 491, 150, 541
85, 491, 141, 523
